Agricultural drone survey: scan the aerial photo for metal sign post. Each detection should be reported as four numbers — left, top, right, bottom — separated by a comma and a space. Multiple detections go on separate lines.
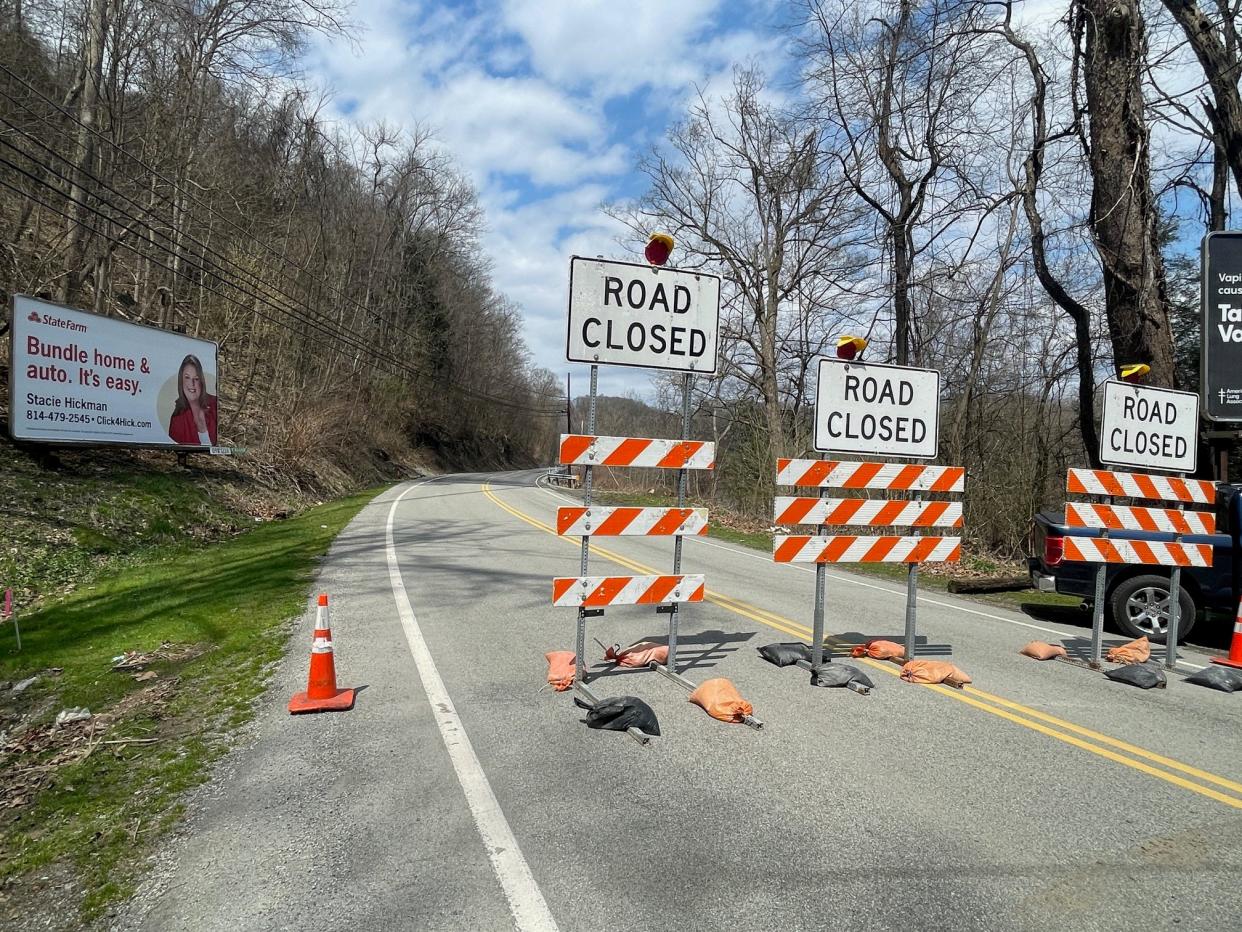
810, 483, 828, 674
574, 364, 600, 686
904, 539, 920, 662
1090, 514, 1110, 669
1166, 502, 1184, 670
665, 372, 692, 673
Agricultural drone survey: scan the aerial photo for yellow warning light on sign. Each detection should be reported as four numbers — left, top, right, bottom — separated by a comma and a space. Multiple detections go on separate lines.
1119, 363, 1151, 383
645, 233, 675, 266
836, 335, 868, 360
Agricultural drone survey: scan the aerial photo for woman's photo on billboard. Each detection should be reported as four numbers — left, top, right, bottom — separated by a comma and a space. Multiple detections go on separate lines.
167, 354, 217, 446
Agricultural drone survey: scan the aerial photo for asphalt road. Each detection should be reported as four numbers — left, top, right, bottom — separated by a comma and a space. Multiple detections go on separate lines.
118, 471, 1242, 932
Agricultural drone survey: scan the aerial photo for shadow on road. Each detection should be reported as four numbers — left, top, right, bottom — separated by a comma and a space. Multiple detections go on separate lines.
1017, 601, 1233, 651
585, 628, 756, 679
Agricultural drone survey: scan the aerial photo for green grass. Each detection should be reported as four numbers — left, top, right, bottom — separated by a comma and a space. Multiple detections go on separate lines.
0, 455, 258, 609
0, 487, 381, 922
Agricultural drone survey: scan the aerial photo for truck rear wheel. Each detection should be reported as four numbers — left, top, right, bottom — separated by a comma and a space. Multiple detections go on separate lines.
1108, 574, 1197, 644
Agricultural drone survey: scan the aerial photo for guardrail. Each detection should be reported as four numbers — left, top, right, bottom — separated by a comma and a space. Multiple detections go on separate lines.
546, 471, 580, 488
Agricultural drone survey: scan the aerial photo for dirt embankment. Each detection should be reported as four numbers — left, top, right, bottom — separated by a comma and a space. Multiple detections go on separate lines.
0, 437, 428, 612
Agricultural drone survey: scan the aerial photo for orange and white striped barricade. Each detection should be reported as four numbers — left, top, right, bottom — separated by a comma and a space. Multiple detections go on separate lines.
554, 429, 717, 688
774, 458, 965, 674
1061, 467, 1217, 668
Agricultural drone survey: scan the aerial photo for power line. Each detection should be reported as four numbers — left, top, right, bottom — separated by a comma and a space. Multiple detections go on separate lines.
0, 112, 417, 370
0, 110, 566, 414
0, 140, 403, 369
0, 62, 443, 357
0, 155, 566, 414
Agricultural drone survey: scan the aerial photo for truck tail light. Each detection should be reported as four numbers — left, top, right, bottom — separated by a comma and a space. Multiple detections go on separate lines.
1045, 535, 1064, 567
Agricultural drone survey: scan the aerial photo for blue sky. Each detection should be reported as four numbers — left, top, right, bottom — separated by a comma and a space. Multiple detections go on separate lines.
303, 0, 791, 399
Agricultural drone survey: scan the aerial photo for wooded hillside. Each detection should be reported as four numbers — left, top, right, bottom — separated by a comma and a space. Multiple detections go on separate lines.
0, 0, 563, 478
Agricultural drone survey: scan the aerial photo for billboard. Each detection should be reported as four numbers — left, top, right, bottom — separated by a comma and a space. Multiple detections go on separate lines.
8, 295, 220, 448
1202, 231, 1242, 422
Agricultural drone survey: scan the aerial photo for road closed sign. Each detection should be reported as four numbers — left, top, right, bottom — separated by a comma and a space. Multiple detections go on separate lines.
566, 256, 720, 373
814, 359, 940, 459
1100, 380, 1199, 474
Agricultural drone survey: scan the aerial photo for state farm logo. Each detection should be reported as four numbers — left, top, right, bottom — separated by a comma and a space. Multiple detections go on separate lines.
27, 309, 87, 333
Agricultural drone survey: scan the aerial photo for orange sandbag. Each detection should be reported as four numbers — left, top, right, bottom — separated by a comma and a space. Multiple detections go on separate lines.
1106, 636, 1150, 664
545, 651, 576, 691
1019, 641, 1067, 661
850, 639, 905, 661
604, 641, 669, 668
899, 659, 973, 687
688, 677, 753, 723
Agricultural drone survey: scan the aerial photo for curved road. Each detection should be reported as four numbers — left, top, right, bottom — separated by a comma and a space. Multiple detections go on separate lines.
119, 471, 1242, 932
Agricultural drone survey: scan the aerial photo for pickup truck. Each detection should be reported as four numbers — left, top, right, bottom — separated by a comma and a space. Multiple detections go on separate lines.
1028, 484, 1241, 643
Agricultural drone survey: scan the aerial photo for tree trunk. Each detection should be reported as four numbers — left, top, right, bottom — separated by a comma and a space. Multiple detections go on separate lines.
1211, 121, 1229, 231
1001, 8, 1102, 463
759, 292, 785, 459
892, 230, 913, 365
1080, 0, 1176, 385
59, 0, 108, 304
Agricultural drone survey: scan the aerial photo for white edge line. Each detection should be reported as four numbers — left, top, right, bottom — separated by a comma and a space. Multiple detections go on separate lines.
386, 478, 559, 932
531, 472, 1208, 671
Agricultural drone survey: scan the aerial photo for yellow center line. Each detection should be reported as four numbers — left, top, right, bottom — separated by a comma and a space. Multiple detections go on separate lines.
478, 481, 1242, 810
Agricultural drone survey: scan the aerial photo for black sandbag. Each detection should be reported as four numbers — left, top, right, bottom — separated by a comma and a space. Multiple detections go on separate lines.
758, 642, 815, 667
573, 695, 661, 736
1184, 665, 1242, 693
811, 663, 874, 689
1104, 662, 1167, 689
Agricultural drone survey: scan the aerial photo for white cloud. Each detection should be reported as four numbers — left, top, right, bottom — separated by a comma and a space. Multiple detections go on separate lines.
500, 0, 726, 96
304, 0, 781, 398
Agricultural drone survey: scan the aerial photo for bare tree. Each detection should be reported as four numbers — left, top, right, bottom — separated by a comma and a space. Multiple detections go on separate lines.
801, 0, 1009, 366
610, 68, 863, 465
1161, 0, 1242, 203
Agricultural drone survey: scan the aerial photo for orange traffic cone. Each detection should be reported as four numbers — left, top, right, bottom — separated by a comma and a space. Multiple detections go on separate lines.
1211, 598, 1242, 671
288, 594, 356, 713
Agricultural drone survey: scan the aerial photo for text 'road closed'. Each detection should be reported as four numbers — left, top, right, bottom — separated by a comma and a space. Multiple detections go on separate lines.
814, 359, 940, 459
566, 257, 720, 373
1100, 380, 1199, 474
